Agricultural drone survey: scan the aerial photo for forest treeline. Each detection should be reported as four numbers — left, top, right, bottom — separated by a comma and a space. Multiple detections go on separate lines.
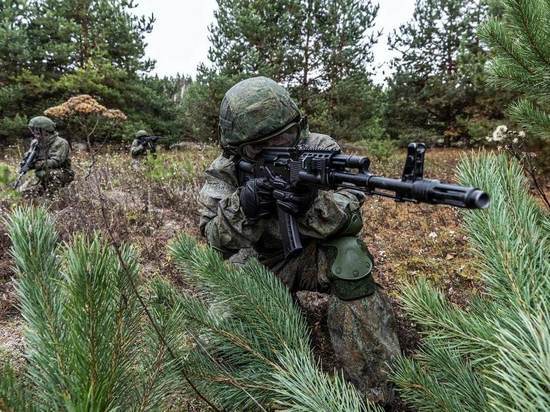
0, 0, 537, 146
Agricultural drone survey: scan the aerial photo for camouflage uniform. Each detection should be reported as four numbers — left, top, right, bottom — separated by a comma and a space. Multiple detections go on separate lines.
199, 77, 400, 403
19, 116, 74, 195
130, 130, 156, 158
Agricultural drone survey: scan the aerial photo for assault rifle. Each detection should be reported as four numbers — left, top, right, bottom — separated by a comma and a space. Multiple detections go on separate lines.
13, 140, 39, 189
138, 135, 164, 147
238, 143, 490, 258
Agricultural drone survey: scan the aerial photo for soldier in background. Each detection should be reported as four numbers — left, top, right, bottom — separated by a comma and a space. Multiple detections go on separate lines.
130, 129, 160, 158
16, 116, 74, 195
199, 77, 400, 403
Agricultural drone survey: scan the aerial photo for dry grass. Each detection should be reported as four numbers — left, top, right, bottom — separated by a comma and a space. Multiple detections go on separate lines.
1, 142, 545, 410
0, 146, 481, 347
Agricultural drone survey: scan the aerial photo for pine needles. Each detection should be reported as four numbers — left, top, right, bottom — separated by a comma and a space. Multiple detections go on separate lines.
2, 206, 377, 410
479, 0, 550, 137
166, 234, 377, 411
1, 206, 183, 411
390, 153, 550, 411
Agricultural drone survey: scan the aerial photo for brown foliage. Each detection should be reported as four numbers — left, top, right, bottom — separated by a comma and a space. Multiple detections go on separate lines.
45, 94, 127, 121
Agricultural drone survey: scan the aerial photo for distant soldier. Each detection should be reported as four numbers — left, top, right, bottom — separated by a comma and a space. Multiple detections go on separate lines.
130, 130, 162, 158
15, 116, 74, 195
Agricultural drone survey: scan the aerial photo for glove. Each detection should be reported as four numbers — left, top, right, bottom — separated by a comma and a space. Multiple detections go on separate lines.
270, 176, 316, 215
239, 177, 275, 218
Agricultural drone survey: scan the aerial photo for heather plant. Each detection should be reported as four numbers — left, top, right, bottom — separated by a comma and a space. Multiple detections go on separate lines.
391, 153, 549, 411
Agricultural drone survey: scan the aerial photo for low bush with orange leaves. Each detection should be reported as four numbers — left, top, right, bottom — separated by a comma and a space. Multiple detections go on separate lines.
45, 95, 127, 146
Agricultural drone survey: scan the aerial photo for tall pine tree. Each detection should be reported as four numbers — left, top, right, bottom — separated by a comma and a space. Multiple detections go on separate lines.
0, 0, 186, 142
195, 0, 382, 141
386, 0, 496, 144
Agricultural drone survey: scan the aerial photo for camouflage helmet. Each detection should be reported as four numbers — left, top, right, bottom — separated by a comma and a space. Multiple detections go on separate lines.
28, 116, 55, 132
219, 76, 301, 149
135, 130, 148, 138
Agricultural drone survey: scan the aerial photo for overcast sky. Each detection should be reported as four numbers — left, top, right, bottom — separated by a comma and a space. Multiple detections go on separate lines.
134, 0, 416, 84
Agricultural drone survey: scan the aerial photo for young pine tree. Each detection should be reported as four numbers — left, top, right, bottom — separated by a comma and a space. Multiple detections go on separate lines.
165, 234, 381, 411
0, 207, 185, 411
390, 153, 550, 411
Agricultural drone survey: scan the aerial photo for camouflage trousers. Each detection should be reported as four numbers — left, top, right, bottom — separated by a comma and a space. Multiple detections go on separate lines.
19, 169, 74, 196
229, 240, 401, 403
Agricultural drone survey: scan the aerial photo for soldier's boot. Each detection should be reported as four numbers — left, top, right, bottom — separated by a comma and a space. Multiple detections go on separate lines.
327, 289, 400, 404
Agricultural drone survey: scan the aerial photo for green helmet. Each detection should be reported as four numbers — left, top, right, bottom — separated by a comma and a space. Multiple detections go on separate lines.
28, 116, 55, 132
135, 130, 148, 139
219, 76, 301, 149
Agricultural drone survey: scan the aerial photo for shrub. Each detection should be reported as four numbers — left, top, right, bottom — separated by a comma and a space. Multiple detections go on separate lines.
45, 94, 127, 149
0, 114, 28, 142
357, 138, 397, 162
391, 153, 549, 411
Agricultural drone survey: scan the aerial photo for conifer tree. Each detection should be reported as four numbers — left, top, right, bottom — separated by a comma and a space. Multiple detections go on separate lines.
166, 234, 380, 411
190, 0, 382, 141
0, 0, 185, 142
0, 207, 186, 410
1, 207, 384, 410
386, 0, 493, 143
479, 0, 550, 137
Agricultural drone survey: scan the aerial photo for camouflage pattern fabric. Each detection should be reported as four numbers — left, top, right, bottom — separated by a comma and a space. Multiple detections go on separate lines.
199, 131, 401, 403
219, 77, 301, 148
130, 138, 147, 158
19, 132, 73, 195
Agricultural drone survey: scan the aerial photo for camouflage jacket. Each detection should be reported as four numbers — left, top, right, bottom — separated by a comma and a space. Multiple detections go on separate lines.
130, 138, 146, 157
199, 132, 364, 260
27, 133, 71, 174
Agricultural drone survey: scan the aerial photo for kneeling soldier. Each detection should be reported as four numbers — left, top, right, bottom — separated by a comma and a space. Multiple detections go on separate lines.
17, 116, 73, 195
199, 77, 400, 403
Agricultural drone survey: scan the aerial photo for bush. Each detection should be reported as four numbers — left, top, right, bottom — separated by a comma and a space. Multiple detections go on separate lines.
0, 114, 28, 142
0, 163, 12, 186
357, 138, 397, 162
390, 153, 549, 411
45, 94, 127, 148
456, 116, 500, 147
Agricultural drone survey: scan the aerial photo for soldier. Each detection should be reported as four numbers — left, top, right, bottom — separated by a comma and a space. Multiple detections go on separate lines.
17, 116, 74, 195
199, 77, 401, 403
130, 130, 159, 158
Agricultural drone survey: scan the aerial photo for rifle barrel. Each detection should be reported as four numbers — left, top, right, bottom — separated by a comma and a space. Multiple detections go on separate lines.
331, 172, 489, 209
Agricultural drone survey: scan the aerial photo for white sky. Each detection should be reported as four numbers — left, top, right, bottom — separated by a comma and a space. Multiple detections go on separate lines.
134, 0, 416, 84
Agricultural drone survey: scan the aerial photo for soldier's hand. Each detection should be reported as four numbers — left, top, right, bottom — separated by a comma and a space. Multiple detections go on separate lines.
239, 177, 275, 218
269, 175, 316, 215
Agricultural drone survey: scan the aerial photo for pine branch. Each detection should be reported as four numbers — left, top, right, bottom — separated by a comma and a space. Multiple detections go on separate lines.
168, 234, 376, 411
508, 99, 550, 137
